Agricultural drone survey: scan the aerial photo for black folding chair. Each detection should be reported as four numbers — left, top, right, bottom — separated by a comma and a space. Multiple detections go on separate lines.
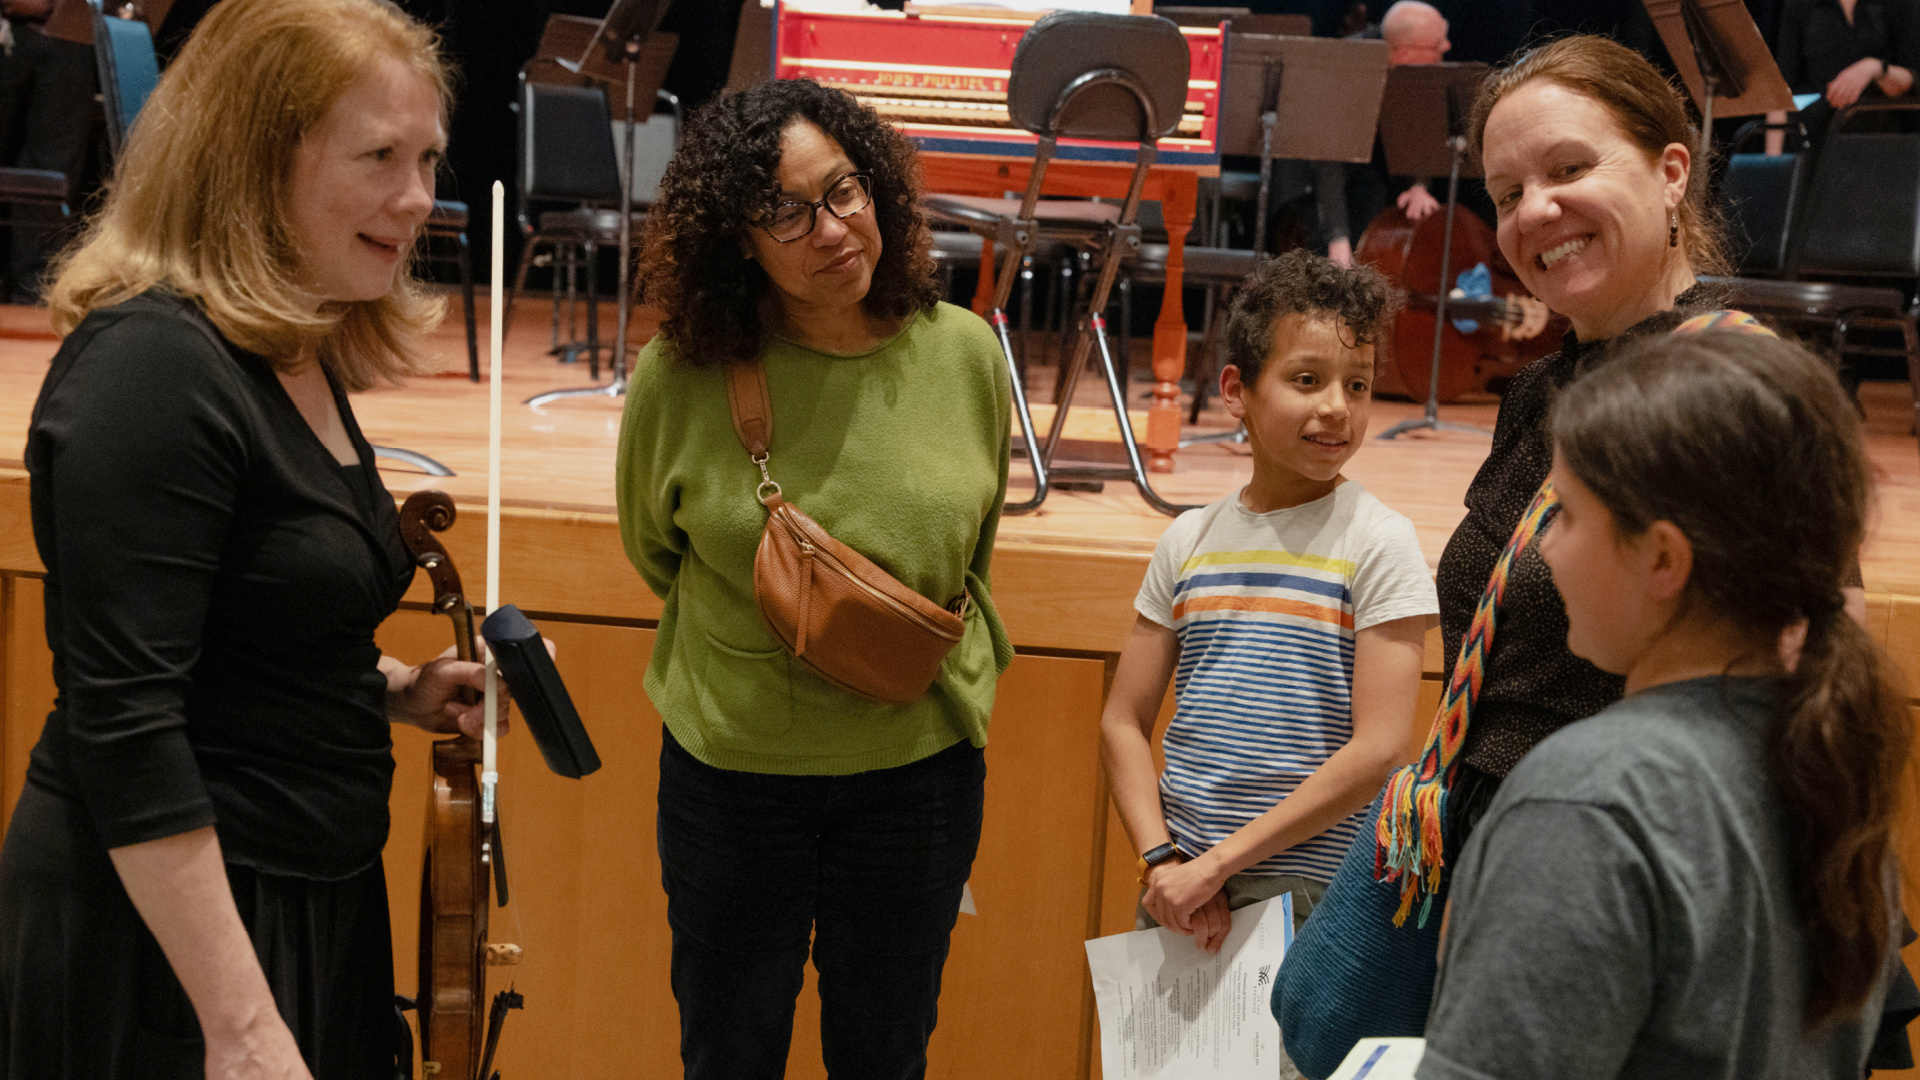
922, 11, 1199, 516
508, 70, 632, 378
1713, 99, 1920, 458
418, 200, 480, 382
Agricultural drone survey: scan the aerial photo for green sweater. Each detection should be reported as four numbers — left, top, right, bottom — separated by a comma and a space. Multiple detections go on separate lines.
616, 302, 1014, 775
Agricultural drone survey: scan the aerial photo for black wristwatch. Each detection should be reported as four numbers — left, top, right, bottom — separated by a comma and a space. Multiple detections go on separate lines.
1137, 842, 1183, 882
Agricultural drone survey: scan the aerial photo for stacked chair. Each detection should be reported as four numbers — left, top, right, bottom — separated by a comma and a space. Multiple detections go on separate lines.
1711, 100, 1920, 459
921, 11, 1201, 516
509, 69, 626, 379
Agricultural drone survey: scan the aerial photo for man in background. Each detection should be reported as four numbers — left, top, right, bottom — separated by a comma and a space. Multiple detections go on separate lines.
1327, 0, 1449, 265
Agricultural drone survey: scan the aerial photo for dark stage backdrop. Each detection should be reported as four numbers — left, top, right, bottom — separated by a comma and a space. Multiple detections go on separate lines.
148, 0, 1786, 292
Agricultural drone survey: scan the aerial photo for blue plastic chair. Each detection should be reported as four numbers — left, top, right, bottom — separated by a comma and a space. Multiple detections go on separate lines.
89, 2, 160, 160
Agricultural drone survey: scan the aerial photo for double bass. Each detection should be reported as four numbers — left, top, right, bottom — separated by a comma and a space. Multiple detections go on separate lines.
398, 489, 522, 1080
1355, 203, 1564, 402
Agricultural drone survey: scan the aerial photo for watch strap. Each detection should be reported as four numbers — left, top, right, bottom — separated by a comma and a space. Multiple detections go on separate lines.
1141, 841, 1181, 866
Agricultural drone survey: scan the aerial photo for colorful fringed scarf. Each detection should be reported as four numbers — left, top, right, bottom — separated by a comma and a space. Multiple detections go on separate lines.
1375, 480, 1559, 927
1372, 307, 1776, 928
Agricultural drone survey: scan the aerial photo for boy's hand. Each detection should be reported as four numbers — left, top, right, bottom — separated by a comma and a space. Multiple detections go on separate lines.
1143, 855, 1227, 936
1191, 892, 1232, 954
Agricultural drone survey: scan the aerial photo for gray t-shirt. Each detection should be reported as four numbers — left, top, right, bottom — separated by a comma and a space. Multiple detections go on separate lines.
1420, 676, 1890, 1080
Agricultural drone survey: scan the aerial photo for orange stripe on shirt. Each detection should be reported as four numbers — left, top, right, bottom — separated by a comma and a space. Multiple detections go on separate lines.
1171, 594, 1354, 629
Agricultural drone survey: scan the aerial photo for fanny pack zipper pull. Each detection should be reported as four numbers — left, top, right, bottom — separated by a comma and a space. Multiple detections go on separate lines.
795, 538, 814, 656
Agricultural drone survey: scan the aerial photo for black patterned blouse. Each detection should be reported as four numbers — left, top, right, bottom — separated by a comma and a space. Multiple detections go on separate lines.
1434, 284, 1720, 779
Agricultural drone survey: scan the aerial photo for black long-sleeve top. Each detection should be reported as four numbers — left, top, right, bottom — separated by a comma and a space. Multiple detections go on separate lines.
24, 292, 414, 880
1434, 286, 1720, 778
1778, 0, 1920, 95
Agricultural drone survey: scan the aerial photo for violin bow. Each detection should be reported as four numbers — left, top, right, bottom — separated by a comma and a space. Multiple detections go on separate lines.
482, 183, 503, 873
476, 180, 522, 1080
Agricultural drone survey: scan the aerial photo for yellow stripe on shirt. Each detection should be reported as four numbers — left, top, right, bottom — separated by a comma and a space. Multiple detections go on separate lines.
1178, 549, 1357, 577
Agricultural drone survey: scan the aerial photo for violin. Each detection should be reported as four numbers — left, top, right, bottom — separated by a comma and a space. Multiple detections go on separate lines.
1354, 203, 1564, 402
398, 489, 521, 1080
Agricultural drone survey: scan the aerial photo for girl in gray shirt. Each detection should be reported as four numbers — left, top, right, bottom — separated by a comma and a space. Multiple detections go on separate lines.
1421, 326, 1909, 1080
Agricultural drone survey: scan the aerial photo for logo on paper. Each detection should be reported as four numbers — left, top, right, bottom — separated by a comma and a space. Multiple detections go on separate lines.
1256, 964, 1272, 987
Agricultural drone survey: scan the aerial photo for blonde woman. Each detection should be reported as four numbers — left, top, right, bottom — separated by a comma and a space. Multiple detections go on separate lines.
0, 2, 492, 1077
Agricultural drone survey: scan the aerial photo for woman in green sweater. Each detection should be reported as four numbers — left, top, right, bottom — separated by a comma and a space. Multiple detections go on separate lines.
616, 79, 1013, 1080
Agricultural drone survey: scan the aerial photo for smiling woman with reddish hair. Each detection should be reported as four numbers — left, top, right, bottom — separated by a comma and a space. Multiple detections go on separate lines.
2, 2, 501, 1077
1431, 33, 1729, 859
1353, 32, 1907, 1062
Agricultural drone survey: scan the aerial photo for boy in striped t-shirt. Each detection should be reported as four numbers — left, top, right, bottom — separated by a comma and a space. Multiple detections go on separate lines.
1101, 251, 1438, 969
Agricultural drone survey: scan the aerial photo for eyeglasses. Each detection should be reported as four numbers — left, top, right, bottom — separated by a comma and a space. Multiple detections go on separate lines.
756, 173, 872, 243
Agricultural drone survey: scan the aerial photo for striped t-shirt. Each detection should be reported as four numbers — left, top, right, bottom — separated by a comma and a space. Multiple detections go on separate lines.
1135, 481, 1438, 882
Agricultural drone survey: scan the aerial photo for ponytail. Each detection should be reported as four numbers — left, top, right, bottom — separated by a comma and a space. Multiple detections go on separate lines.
1777, 602, 1912, 1026
1550, 330, 1913, 1028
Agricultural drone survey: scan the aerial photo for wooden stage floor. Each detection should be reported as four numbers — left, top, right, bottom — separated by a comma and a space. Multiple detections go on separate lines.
1, 296, 1917, 595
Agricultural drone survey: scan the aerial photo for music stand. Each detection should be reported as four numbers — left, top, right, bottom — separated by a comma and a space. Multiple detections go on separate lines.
1375, 62, 1492, 441
526, 0, 673, 410
1644, 0, 1793, 160
1219, 34, 1390, 255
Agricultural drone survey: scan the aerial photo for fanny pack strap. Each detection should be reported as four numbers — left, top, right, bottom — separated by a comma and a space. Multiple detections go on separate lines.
723, 359, 779, 500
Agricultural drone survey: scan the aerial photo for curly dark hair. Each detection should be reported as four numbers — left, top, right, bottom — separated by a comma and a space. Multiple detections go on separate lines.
637, 79, 942, 366
1224, 249, 1403, 383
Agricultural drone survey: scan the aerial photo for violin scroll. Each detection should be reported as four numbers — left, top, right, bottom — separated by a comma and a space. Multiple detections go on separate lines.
400, 491, 476, 669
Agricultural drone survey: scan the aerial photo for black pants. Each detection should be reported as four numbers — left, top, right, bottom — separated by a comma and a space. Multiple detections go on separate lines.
657, 729, 985, 1080
0, 25, 95, 298
0, 780, 395, 1079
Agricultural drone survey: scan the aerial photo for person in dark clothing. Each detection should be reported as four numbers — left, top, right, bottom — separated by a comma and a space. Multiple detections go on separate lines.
0, 0, 98, 299
1326, 1, 1447, 267
0, 0, 183, 298
1777, 0, 1920, 142
0, 1, 507, 1077
1780, 0, 1919, 106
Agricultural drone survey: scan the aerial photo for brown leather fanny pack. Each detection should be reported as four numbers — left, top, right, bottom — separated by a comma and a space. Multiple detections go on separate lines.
723, 359, 968, 705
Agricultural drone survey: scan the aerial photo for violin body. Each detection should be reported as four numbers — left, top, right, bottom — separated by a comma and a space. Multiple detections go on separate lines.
421, 735, 489, 1078
398, 490, 503, 1080
1355, 204, 1565, 402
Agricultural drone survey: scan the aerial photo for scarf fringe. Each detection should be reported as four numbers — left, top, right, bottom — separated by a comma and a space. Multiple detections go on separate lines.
1372, 481, 1560, 929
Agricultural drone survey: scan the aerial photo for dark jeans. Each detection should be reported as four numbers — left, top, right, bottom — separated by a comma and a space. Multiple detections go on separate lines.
657, 728, 985, 1080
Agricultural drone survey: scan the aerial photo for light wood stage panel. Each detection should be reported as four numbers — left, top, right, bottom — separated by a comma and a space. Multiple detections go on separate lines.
1, 299, 1919, 1077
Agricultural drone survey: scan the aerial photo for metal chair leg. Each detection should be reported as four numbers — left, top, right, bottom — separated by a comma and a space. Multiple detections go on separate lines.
1903, 305, 1920, 448
1019, 253, 1035, 382
992, 306, 1050, 515
1189, 283, 1223, 423
455, 231, 479, 382
585, 240, 602, 381
505, 234, 542, 341
1048, 310, 1200, 516
1054, 251, 1093, 405
567, 244, 583, 358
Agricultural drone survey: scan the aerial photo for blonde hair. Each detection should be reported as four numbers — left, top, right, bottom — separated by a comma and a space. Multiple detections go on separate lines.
46, 0, 452, 390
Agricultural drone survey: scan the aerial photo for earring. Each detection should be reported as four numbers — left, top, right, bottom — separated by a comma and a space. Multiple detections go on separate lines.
1669, 210, 1679, 248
